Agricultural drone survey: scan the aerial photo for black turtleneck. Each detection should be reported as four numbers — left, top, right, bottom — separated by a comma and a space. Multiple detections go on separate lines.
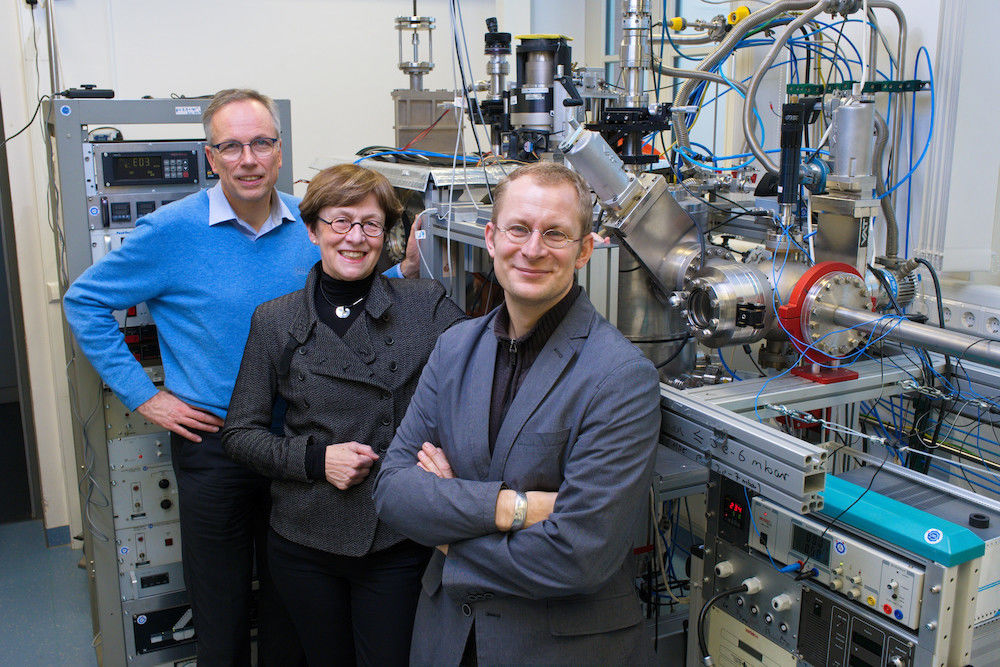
314, 270, 375, 337
488, 284, 582, 453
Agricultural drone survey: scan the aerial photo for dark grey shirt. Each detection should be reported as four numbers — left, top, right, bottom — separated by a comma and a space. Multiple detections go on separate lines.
488, 285, 582, 453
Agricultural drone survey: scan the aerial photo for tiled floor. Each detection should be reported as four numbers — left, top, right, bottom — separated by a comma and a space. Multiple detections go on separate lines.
0, 520, 97, 666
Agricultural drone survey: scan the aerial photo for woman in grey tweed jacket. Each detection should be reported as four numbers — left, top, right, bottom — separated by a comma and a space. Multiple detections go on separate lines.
222, 164, 464, 666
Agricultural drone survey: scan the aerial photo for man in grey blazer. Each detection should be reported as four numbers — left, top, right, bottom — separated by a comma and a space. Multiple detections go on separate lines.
374, 162, 661, 665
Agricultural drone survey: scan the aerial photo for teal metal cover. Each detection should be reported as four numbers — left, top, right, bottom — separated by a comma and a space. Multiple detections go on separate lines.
819, 476, 985, 567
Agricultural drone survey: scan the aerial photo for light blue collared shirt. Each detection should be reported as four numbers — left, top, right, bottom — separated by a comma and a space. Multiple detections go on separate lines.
207, 183, 295, 239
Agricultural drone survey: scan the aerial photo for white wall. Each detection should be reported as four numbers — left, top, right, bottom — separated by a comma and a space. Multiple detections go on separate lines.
1, 0, 605, 539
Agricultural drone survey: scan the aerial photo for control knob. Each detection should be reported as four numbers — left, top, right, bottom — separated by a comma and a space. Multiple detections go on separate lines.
847, 588, 862, 600
829, 579, 843, 592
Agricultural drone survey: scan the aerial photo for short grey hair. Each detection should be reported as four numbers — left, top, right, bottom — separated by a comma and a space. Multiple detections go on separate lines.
202, 88, 280, 144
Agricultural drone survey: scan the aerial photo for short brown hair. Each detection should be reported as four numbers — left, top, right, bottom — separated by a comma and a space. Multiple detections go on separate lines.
202, 89, 280, 144
490, 162, 593, 238
299, 164, 403, 232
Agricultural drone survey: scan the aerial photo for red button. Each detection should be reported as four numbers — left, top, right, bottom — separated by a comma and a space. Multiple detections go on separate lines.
883, 604, 893, 615
165, 538, 173, 546
127, 306, 137, 316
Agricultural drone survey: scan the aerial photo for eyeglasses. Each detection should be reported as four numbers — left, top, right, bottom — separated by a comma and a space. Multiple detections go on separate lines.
317, 216, 385, 238
209, 137, 279, 161
497, 224, 580, 249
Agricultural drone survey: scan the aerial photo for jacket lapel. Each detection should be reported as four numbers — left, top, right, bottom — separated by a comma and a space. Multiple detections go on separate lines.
291, 269, 389, 388
487, 294, 596, 479
462, 312, 500, 480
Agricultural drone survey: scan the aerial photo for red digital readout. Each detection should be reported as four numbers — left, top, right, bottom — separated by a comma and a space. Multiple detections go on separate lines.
728, 500, 743, 514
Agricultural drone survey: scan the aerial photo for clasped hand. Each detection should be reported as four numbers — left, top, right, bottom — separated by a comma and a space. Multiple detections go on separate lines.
325, 442, 379, 490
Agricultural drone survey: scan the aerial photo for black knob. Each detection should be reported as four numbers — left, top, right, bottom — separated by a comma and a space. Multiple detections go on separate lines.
158, 478, 170, 489
160, 499, 173, 510
970, 512, 990, 528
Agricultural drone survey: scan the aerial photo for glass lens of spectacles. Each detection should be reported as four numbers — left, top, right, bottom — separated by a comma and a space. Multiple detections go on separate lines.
504, 225, 531, 241
216, 141, 244, 159
542, 230, 569, 247
327, 219, 385, 237
249, 138, 276, 157
328, 218, 353, 234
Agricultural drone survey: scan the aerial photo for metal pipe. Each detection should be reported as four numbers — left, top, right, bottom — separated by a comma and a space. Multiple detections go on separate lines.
869, 1, 907, 215
621, 0, 651, 107
670, 0, 819, 160
815, 304, 1000, 368
742, 0, 828, 175
652, 33, 715, 46
872, 110, 899, 256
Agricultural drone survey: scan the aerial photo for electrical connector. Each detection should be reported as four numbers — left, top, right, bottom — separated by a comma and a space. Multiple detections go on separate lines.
714, 560, 734, 578
727, 6, 751, 25
741, 576, 763, 594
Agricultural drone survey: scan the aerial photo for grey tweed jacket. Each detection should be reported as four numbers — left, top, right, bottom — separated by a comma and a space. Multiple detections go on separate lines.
222, 263, 464, 556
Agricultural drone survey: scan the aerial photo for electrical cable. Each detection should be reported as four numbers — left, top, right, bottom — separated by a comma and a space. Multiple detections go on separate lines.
698, 584, 749, 664
879, 46, 934, 200
655, 335, 691, 370
742, 344, 767, 377
798, 446, 892, 575
402, 108, 452, 150
718, 349, 742, 381
0, 95, 49, 149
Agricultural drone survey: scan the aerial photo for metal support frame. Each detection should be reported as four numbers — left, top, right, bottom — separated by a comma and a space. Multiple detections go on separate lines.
660, 384, 828, 514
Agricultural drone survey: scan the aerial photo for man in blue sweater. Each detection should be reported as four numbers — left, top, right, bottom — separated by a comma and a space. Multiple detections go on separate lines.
63, 89, 417, 664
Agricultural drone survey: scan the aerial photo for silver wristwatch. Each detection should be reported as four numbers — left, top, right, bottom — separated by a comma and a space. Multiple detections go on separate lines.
510, 491, 528, 531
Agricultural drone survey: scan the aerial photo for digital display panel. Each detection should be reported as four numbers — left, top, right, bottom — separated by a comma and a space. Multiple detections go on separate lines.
721, 494, 747, 529
102, 150, 198, 186
114, 155, 163, 182
791, 524, 831, 564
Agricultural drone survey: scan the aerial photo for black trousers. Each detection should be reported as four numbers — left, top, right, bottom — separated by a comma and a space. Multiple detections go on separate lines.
268, 528, 430, 667
171, 430, 302, 666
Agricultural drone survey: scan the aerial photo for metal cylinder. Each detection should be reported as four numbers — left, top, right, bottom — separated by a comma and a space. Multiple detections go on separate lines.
684, 262, 772, 347
620, 0, 651, 107
560, 127, 633, 204
830, 100, 875, 178
524, 52, 554, 88
487, 54, 509, 99
814, 304, 1000, 368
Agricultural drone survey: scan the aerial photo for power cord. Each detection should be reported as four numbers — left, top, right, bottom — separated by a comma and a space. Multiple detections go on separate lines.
698, 577, 760, 666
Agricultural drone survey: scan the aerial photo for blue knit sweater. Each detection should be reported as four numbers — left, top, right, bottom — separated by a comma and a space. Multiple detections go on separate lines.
64, 190, 319, 418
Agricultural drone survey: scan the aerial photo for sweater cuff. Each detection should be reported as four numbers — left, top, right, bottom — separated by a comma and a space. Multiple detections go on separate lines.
382, 263, 404, 279
304, 439, 326, 481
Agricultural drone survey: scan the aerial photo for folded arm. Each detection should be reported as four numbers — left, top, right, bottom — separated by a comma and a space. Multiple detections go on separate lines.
442, 358, 661, 599
375, 341, 509, 545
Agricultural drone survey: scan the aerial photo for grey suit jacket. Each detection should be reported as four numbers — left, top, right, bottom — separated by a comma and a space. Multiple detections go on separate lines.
373, 291, 660, 665
223, 263, 464, 556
